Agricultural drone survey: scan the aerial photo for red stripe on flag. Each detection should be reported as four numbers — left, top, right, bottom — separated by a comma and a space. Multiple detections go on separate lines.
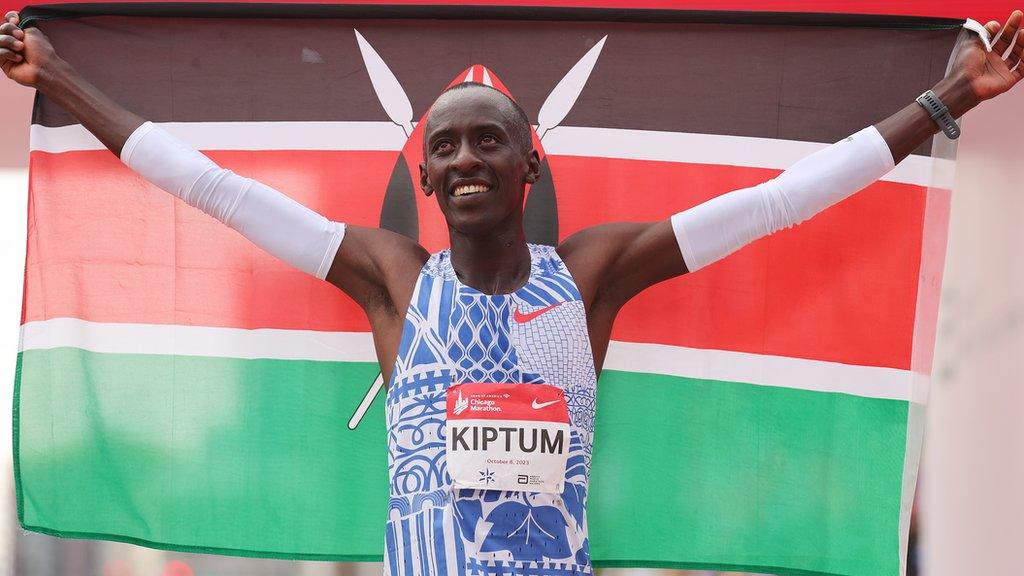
26, 149, 940, 369
24, 149, 399, 331
548, 155, 933, 370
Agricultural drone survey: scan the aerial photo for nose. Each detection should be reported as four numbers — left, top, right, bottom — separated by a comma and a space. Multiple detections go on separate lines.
449, 140, 483, 173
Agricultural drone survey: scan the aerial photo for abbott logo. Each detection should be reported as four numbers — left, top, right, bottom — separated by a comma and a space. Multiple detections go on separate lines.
453, 390, 469, 416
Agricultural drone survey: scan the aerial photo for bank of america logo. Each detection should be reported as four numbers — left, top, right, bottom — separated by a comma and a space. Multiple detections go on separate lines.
454, 390, 469, 416
479, 468, 495, 484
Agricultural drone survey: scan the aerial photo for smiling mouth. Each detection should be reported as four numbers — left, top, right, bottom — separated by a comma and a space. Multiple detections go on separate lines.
451, 184, 491, 197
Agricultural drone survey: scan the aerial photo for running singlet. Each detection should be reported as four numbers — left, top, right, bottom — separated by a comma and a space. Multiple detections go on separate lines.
384, 244, 598, 576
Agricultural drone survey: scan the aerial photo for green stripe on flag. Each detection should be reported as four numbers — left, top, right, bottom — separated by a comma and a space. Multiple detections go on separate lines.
589, 370, 908, 576
16, 349, 909, 574
16, 347, 388, 560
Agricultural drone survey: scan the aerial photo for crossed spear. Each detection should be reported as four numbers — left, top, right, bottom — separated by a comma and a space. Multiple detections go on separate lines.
347, 31, 608, 430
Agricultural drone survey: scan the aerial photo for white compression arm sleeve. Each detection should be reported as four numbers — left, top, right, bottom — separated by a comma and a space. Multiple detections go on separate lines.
120, 122, 345, 280
670, 125, 895, 272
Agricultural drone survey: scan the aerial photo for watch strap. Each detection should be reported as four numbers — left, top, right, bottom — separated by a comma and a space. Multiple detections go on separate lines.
916, 89, 961, 140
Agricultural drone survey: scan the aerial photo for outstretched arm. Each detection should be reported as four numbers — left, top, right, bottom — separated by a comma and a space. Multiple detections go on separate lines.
560, 11, 1023, 314
1, 13, 427, 315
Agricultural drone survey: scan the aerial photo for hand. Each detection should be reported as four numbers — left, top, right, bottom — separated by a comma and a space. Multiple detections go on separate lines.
951, 10, 1024, 104
1, 11, 59, 88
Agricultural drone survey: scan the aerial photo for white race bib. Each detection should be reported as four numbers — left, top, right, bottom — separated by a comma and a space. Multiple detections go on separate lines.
446, 383, 570, 493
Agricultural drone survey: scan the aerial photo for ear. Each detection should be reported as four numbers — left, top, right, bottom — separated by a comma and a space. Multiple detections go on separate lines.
525, 149, 541, 184
419, 162, 434, 197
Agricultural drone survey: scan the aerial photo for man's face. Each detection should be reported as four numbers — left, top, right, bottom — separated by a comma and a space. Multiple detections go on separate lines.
420, 87, 540, 237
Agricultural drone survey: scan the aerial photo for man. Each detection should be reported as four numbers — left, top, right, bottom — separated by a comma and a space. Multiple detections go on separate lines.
2, 9, 1021, 575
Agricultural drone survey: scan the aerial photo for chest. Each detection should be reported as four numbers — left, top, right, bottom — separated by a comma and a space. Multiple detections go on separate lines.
384, 250, 602, 497
391, 273, 591, 386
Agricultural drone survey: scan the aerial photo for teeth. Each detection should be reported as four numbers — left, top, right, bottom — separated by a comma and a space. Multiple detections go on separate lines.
453, 184, 489, 196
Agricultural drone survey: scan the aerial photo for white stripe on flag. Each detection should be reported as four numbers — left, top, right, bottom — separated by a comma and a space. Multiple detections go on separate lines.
604, 340, 925, 404
19, 317, 378, 363
30, 121, 410, 153
542, 126, 955, 191
30, 122, 952, 189
19, 317, 925, 402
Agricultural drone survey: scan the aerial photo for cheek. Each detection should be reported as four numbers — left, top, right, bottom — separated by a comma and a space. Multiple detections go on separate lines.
422, 164, 443, 189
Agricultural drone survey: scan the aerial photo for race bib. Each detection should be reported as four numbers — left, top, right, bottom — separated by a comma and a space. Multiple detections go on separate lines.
446, 383, 570, 493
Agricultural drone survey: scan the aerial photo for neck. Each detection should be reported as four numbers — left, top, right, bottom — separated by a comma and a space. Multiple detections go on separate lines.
449, 220, 530, 295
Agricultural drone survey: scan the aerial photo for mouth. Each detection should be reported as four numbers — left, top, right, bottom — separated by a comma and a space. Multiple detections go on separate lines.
449, 181, 492, 198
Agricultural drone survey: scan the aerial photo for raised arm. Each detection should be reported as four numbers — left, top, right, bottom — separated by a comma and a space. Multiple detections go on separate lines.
1, 13, 428, 317
560, 11, 1022, 316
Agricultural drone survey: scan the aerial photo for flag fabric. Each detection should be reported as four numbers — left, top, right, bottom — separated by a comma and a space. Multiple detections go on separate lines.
1, 0, 1014, 24
15, 4, 962, 575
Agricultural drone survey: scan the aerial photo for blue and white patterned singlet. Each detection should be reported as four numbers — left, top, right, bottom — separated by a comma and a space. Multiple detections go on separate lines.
384, 244, 598, 576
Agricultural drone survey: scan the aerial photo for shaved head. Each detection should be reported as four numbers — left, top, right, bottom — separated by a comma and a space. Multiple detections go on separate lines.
423, 82, 533, 156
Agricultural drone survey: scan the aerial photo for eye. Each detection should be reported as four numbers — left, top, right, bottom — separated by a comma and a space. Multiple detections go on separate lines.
432, 140, 454, 155
480, 134, 499, 146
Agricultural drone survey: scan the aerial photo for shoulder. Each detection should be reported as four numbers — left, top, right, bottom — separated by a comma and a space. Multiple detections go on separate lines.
557, 220, 682, 312
556, 224, 642, 310
328, 225, 429, 313
556, 222, 650, 271
343, 225, 429, 269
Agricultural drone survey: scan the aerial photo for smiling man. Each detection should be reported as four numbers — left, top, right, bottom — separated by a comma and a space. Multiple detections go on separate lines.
3, 9, 1024, 576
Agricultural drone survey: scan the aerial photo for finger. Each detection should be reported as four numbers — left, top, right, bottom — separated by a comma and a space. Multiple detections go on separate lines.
993, 10, 1023, 55
1011, 54, 1023, 77
3, 11, 17, 25
1006, 46, 1022, 71
0, 34, 23, 52
0, 48, 23, 64
1010, 40, 1024, 65
0, 24, 23, 41
989, 20, 1005, 50
1003, 22, 1024, 60
0, 23, 21, 40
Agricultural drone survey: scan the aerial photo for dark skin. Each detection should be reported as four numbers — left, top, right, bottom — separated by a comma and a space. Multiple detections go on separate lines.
3, 11, 1023, 386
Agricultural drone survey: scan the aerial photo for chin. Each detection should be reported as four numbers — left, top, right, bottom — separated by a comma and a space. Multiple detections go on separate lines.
448, 215, 503, 238
441, 202, 520, 239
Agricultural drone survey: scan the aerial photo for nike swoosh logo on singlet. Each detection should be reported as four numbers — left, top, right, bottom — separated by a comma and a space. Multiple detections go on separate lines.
531, 399, 560, 410
513, 302, 563, 324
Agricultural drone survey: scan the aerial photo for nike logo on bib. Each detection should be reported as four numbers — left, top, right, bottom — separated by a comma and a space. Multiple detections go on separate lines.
531, 398, 560, 409
513, 302, 563, 324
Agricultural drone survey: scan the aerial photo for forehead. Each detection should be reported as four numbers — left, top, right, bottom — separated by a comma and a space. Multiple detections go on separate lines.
424, 88, 515, 137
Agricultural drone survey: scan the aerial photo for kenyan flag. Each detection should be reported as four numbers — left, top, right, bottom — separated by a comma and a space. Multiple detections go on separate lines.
15, 4, 963, 575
